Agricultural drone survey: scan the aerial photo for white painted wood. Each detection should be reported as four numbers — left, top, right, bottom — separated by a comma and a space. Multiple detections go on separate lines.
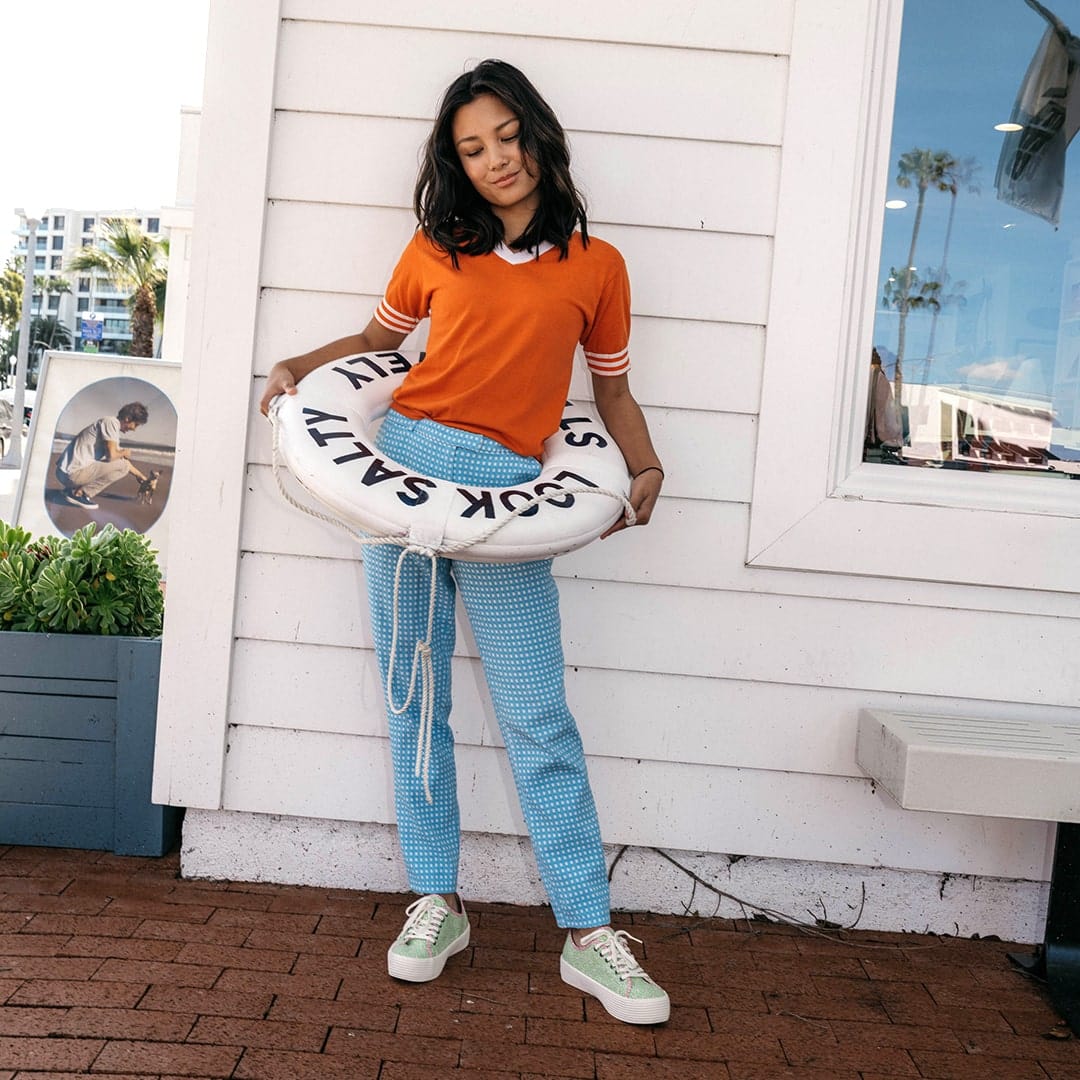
248, 394, 755, 504
219, 725, 1049, 880
268, 111, 781, 236
244, 465, 1080, 622
253, 285, 765, 414
235, 553, 1080, 712
230, 636, 1080, 781
182, 808, 1050, 942
275, 22, 788, 146
280, 0, 796, 56
259, 203, 773, 325
153, 0, 283, 811
857, 710, 1080, 822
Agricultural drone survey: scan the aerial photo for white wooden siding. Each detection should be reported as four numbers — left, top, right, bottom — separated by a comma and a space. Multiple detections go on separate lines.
162, 0, 1075, 905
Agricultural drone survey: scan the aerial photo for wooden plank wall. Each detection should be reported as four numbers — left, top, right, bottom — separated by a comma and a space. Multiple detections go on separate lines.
230, 1, 1059, 883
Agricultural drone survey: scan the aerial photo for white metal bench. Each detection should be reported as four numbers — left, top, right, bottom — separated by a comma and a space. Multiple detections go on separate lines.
857, 709, 1080, 1030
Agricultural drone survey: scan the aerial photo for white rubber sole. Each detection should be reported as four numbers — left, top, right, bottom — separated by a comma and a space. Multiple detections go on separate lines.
560, 955, 671, 1024
387, 923, 470, 982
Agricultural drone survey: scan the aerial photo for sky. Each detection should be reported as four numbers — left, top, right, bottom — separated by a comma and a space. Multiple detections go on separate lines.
0, 2, 210, 246
874, 0, 1080, 411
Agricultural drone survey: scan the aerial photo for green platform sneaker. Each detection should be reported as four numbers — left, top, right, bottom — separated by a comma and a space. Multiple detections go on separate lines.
560, 927, 670, 1024
387, 894, 470, 982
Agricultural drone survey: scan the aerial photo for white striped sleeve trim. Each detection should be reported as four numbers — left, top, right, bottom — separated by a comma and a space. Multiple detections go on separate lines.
584, 346, 630, 376
375, 299, 420, 334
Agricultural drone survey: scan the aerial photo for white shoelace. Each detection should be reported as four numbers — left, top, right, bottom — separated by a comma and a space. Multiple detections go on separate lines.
581, 928, 651, 981
400, 895, 449, 945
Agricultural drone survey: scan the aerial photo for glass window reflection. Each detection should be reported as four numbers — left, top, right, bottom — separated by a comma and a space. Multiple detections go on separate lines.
866, 0, 1080, 479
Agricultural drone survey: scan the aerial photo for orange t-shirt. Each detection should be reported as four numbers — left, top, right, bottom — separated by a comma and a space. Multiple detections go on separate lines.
374, 231, 631, 459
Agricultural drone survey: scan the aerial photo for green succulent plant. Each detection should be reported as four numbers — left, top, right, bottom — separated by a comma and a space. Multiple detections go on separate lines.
0, 520, 163, 636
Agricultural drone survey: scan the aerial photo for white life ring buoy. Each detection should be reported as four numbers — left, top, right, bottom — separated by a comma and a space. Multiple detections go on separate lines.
269, 350, 631, 562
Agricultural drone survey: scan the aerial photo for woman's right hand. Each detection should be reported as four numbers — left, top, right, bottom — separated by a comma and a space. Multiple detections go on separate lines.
259, 361, 299, 416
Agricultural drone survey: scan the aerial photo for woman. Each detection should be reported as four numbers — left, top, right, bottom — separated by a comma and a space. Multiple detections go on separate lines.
260, 60, 668, 1025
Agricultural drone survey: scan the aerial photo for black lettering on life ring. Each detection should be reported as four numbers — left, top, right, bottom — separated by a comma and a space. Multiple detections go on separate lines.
332, 441, 375, 465
457, 489, 496, 519
559, 415, 608, 449
307, 426, 357, 447
331, 364, 375, 388
533, 481, 574, 508
361, 459, 407, 487
500, 490, 540, 517
552, 469, 598, 488
303, 407, 349, 426
398, 476, 436, 507
375, 351, 415, 375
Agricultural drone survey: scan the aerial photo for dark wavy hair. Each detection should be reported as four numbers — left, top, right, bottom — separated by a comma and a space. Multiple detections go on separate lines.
117, 402, 148, 425
415, 60, 589, 264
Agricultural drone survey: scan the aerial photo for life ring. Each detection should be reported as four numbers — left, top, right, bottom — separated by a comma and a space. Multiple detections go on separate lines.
269, 350, 631, 562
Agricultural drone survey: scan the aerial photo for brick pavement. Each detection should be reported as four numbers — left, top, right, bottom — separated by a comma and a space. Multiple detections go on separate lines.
0, 844, 1077, 1078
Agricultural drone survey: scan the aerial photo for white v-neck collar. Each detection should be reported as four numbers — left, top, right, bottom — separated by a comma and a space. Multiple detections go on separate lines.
493, 241, 554, 265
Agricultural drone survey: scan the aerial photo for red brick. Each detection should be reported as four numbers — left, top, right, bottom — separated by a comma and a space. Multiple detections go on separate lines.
1002, 1005, 1072, 1034
268, 995, 398, 1032
267, 893, 374, 917
139, 984, 272, 1019
883, 999, 1014, 1030
208, 908, 320, 933
92, 1039, 243, 1076
909, 1050, 1052, 1078
382, 1065, 519, 1080
134, 917, 250, 945
0, 877, 71, 896
0, 1036, 104, 1071
0, 915, 31, 933
20, 914, 139, 937
337, 974, 460, 1010
233, 1047, 381, 1079
292, 954, 379, 979
597, 1054, 731, 1080
764, 990, 890, 1023
0, 1007, 68, 1035
459, 1039, 594, 1077
325, 1026, 460, 1065
830, 1019, 965, 1052
780, 1040, 920, 1073
0, 986, 17, 1007
442, 966, 529, 995
526, 1017, 653, 1054
956, 1029, 1080, 1062
54, 1005, 195, 1040
60, 934, 184, 961
188, 1014, 327, 1052
245, 929, 360, 956
728, 1065, 861, 1080
13, 1073, 154, 1080
7, 979, 145, 1008
101, 897, 215, 921
315, 914, 374, 938
174, 942, 297, 972
472, 946, 544, 972
926, 981, 1053, 1010
214, 969, 340, 999
459, 989, 584, 1022
0, 957, 100, 981
397, 1005, 524, 1043
654, 1029, 785, 1064
164, 887, 274, 912
90, 958, 221, 987
0, 936, 68, 957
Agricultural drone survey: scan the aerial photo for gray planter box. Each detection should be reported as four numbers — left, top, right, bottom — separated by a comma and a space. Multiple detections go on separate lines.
0, 632, 182, 856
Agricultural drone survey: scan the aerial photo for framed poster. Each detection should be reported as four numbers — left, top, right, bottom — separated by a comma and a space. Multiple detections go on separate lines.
13, 352, 182, 573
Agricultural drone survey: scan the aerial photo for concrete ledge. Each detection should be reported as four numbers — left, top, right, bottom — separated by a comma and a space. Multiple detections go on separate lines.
857, 709, 1080, 822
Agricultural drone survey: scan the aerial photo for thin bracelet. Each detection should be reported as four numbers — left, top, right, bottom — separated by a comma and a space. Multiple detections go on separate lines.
633, 465, 665, 480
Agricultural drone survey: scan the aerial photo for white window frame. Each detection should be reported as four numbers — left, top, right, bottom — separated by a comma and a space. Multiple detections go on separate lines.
748, 0, 1080, 595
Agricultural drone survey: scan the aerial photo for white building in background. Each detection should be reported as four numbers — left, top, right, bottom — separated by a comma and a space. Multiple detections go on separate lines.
15, 207, 164, 353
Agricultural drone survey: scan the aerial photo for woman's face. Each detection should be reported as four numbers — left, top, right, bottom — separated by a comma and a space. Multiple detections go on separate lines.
452, 93, 540, 222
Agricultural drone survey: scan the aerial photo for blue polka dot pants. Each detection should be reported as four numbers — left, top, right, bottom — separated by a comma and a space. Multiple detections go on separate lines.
361, 410, 611, 929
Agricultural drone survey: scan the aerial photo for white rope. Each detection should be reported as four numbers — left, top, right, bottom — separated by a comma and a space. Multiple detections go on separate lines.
270, 409, 637, 805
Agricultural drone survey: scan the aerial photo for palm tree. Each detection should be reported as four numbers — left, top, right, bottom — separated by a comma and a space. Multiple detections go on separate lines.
67, 218, 167, 358
893, 148, 958, 404
8, 316, 73, 389
922, 157, 980, 383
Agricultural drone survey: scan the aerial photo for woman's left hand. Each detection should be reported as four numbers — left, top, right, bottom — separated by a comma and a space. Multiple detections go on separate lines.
601, 467, 663, 539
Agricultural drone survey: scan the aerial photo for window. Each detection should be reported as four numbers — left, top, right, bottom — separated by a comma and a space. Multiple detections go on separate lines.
50, 256, 62, 270
51, 235, 63, 250
53, 215, 64, 230
863, 0, 1080, 479
147, 217, 160, 233
34, 256, 45, 270
35, 236, 46, 250
47, 295, 60, 311
77, 298, 90, 312
78, 277, 90, 293
82, 217, 94, 232
81, 238, 92, 247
